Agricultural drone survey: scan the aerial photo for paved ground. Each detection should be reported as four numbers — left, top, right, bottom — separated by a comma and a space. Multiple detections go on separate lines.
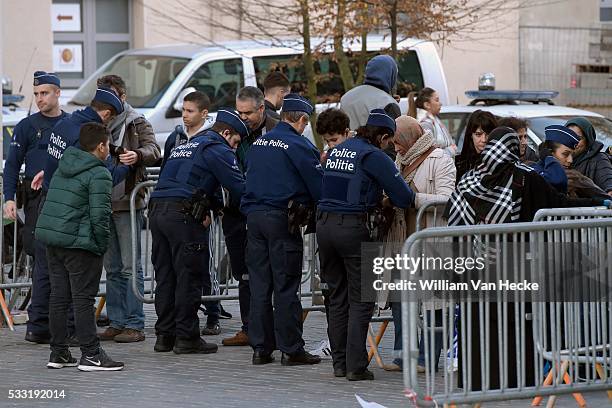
2, 298, 610, 408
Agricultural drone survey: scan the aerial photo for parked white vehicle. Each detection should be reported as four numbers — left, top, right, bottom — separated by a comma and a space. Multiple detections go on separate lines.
67, 37, 449, 150
439, 90, 612, 153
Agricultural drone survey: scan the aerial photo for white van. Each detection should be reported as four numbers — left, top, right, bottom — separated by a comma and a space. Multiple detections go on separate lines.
68, 37, 449, 149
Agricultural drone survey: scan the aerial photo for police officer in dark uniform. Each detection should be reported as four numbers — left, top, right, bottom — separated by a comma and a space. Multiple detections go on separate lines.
241, 94, 323, 366
317, 109, 415, 381
150, 109, 248, 354
2, 71, 69, 343
220, 86, 280, 347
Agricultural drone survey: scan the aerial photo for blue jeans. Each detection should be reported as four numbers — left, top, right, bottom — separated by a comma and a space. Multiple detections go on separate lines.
103, 210, 145, 331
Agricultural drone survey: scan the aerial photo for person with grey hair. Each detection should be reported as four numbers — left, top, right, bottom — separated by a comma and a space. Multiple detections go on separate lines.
235, 86, 279, 171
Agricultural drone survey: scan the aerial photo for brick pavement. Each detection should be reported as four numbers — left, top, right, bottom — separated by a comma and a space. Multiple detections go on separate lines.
1, 300, 610, 407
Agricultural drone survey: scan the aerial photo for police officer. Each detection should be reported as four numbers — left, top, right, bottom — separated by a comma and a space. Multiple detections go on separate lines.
316, 109, 415, 381
2, 71, 69, 343
241, 93, 323, 366
33, 87, 126, 192
220, 86, 280, 347
150, 109, 247, 354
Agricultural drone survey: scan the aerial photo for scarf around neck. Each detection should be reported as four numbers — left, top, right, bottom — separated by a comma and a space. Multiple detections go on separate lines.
446, 127, 533, 226
396, 131, 434, 183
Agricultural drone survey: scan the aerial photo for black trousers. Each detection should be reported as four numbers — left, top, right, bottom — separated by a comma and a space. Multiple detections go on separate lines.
29, 193, 74, 336
47, 246, 102, 356
316, 212, 374, 374
246, 210, 305, 355
150, 201, 210, 340
221, 211, 250, 333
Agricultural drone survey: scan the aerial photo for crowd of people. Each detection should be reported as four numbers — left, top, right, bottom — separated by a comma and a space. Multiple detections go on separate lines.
2, 53, 612, 381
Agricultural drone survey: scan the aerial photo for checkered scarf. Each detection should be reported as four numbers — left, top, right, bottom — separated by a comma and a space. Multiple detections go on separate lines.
447, 127, 534, 226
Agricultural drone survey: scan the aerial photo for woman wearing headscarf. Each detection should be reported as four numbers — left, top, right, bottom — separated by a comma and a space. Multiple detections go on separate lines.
454, 110, 498, 182
381, 116, 456, 371
565, 117, 612, 196
446, 127, 609, 392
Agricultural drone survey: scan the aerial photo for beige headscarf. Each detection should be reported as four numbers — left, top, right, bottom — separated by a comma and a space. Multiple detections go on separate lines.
395, 117, 435, 183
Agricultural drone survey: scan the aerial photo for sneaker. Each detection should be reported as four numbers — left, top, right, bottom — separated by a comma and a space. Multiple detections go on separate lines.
309, 339, 332, 358
201, 323, 221, 336
114, 329, 145, 343
98, 327, 122, 341
77, 348, 124, 372
47, 350, 78, 369
222, 330, 249, 346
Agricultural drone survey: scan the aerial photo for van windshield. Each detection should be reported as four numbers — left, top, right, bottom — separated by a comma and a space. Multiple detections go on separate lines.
70, 55, 190, 108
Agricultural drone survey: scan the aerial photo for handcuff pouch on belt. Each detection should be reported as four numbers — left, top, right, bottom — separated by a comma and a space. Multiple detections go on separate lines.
287, 199, 314, 235
187, 190, 222, 223
366, 206, 393, 241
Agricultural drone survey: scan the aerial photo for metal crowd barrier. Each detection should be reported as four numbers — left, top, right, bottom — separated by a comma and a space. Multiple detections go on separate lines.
400, 217, 612, 406
129, 179, 321, 305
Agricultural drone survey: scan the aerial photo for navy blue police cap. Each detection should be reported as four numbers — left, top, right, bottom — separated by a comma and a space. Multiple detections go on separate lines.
93, 87, 124, 115
216, 107, 250, 139
366, 108, 396, 133
281, 93, 314, 115
33, 71, 60, 88
544, 125, 580, 149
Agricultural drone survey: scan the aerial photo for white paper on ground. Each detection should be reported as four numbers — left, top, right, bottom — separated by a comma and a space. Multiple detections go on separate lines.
355, 394, 387, 408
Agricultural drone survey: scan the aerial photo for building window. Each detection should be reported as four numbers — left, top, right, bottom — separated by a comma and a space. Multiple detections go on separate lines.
52, 0, 132, 88
601, 0, 612, 22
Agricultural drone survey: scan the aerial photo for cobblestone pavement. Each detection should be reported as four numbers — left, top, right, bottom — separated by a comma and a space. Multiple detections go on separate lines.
1, 299, 610, 407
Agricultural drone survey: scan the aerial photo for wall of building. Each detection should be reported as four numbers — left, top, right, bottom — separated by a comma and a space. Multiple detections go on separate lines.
437, 2, 520, 105
2, 0, 54, 108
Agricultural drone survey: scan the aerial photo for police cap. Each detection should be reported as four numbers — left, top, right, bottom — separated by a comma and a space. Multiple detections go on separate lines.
366, 108, 396, 133
216, 107, 250, 139
544, 125, 580, 149
33, 71, 60, 88
93, 87, 124, 115
281, 93, 314, 116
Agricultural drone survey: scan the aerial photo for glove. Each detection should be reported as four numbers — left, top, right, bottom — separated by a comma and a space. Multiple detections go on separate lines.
603, 199, 612, 209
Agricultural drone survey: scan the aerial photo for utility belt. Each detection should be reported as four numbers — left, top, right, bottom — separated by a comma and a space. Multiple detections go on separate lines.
150, 194, 222, 223
287, 199, 315, 235
316, 207, 392, 241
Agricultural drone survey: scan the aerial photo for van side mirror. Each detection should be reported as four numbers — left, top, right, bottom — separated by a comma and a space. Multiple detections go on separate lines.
166, 87, 197, 118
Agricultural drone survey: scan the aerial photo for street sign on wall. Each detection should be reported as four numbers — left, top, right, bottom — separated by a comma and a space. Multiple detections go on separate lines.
51, 4, 81, 32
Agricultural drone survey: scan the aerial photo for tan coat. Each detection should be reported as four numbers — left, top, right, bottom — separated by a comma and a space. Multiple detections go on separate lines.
407, 148, 456, 231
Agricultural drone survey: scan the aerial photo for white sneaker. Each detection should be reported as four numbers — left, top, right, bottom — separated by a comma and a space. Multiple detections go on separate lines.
309, 339, 332, 358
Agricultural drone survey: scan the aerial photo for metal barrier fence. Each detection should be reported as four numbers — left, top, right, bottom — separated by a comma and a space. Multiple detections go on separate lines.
400, 216, 612, 406
129, 179, 321, 306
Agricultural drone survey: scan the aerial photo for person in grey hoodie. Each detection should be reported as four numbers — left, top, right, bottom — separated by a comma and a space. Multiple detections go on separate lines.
340, 55, 401, 130
96, 75, 161, 344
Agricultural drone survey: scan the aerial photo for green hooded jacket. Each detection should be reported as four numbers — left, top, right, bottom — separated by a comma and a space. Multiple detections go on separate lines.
35, 146, 112, 256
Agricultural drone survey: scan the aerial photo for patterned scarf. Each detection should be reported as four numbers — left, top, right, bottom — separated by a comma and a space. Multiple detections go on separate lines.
447, 127, 534, 226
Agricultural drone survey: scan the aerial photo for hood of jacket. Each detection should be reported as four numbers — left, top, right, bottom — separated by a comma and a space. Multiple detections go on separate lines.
565, 117, 603, 165
56, 146, 105, 178
363, 55, 397, 94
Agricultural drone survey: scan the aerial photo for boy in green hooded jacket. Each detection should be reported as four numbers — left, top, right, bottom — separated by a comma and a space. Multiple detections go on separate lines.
36, 122, 125, 371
